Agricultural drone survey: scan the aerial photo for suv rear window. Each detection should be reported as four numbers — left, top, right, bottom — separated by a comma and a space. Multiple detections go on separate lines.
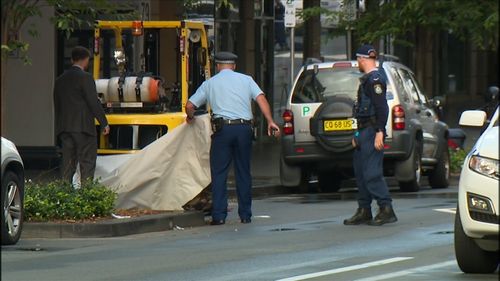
291, 67, 362, 104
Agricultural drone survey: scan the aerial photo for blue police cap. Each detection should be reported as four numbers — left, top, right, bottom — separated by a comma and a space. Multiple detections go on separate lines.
215, 51, 238, 64
356, 44, 377, 58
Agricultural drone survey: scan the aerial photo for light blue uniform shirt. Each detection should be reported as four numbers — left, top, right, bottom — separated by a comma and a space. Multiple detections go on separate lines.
189, 69, 263, 120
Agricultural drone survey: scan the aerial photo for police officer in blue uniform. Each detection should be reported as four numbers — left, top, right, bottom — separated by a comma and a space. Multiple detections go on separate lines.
344, 45, 397, 226
186, 52, 280, 225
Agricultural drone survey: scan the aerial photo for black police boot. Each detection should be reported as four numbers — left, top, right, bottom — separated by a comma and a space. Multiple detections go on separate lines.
343, 208, 373, 225
369, 206, 397, 226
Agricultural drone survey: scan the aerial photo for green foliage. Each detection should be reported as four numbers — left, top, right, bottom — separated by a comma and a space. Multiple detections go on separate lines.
1, 41, 31, 64
1, 0, 137, 61
450, 148, 468, 174
217, 0, 233, 9
301, 0, 498, 50
181, 0, 232, 11
24, 180, 117, 222
48, 0, 138, 38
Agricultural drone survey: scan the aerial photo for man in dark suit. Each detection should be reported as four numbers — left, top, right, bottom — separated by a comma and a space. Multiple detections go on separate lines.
54, 46, 109, 183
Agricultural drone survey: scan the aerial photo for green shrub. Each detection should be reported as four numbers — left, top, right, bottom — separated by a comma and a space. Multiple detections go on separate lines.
450, 148, 468, 174
24, 180, 117, 222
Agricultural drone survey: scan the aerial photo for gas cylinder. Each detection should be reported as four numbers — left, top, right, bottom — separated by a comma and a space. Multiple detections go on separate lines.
102, 76, 160, 102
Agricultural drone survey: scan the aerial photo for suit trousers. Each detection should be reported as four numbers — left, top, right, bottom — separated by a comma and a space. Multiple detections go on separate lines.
59, 132, 97, 183
210, 124, 253, 221
353, 127, 392, 208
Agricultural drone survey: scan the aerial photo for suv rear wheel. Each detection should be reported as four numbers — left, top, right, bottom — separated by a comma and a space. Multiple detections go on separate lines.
428, 145, 450, 188
397, 142, 422, 192
454, 208, 499, 273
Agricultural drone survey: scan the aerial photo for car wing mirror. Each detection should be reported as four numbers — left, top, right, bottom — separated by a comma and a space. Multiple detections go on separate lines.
431, 95, 445, 107
486, 86, 499, 102
459, 110, 487, 127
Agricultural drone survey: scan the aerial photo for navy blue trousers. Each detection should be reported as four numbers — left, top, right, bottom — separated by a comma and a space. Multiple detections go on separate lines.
210, 124, 253, 221
353, 127, 392, 209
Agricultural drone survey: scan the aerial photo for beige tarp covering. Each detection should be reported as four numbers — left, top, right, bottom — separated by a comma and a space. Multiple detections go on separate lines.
96, 114, 212, 210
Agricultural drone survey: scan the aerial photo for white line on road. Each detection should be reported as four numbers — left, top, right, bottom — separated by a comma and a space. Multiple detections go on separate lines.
254, 215, 271, 219
434, 208, 457, 214
207, 256, 346, 281
354, 260, 457, 281
275, 257, 414, 281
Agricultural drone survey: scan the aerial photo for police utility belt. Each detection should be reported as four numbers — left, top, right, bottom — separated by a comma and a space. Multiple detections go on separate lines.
356, 116, 377, 129
211, 117, 252, 133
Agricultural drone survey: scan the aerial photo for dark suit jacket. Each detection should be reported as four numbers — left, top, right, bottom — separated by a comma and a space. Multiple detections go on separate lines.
54, 66, 108, 137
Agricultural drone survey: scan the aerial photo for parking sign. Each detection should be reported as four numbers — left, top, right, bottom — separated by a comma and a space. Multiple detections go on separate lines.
284, 0, 296, 27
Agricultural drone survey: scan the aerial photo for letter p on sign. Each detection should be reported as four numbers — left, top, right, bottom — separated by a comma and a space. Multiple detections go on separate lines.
302, 106, 311, 117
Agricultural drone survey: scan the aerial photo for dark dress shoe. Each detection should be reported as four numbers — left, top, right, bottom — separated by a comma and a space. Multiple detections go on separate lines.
240, 218, 252, 224
343, 208, 373, 225
369, 206, 397, 226
210, 220, 225, 225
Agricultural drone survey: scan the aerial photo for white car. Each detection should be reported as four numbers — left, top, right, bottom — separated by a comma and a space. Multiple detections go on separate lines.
454, 107, 499, 273
1, 137, 25, 245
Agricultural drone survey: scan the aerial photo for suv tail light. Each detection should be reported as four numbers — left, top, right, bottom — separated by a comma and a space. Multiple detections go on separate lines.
392, 105, 405, 130
282, 110, 294, 135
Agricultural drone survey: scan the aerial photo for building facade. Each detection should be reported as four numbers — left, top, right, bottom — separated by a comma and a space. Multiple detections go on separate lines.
3, 0, 277, 165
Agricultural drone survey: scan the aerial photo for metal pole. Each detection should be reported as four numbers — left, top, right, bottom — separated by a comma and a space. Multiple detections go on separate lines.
290, 27, 295, 87
346, 28, 352, 60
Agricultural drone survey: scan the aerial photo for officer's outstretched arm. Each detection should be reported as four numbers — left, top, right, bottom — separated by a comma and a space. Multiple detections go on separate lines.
256, 94, 280, 137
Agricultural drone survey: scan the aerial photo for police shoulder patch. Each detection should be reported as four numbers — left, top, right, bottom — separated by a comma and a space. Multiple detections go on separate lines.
374, 84, 383, 95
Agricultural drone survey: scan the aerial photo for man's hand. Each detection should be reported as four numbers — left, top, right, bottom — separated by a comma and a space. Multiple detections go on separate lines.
374, 131, 384, 150
185, 101, 196, 125
352, 138, 357, 148
102, 125, 110, 135
256, 95, 281, 138
268, 122, 281, 137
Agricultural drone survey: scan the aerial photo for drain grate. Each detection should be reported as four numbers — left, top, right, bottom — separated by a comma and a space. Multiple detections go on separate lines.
17, 246, 44, 251
270, 228, 296, 232
433, 230, 454, 235
301, 220, 336, 225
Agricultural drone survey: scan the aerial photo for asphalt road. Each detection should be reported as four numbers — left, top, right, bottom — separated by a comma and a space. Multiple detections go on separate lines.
2, 183, 498, 281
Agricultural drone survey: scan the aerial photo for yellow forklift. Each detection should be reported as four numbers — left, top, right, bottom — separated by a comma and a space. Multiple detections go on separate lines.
93, 20, 211, 154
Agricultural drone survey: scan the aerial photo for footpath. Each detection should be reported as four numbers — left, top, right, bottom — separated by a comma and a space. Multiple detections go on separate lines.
23, 139, 284, 239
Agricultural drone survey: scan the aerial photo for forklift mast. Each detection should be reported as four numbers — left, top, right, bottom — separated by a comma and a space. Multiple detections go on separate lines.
92, 20, 211, 154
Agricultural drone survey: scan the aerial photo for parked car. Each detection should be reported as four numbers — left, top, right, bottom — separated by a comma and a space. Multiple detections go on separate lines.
1, 137, 25, 245
280, 58, 450, 192
454, 107, 499, 273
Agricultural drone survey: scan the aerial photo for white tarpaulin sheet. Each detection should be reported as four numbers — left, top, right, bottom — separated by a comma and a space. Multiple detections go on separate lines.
95, 114, 212, 210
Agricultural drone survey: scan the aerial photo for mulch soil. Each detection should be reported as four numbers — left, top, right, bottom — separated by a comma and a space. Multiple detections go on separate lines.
26, 209, 172, 224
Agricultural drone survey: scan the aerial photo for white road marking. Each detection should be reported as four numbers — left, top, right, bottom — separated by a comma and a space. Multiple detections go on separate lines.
434, 208, 457, 214
354, 260, 456, 281
275, 257, 414, 281
254, 215, 271, 219
207, 256, 346, 281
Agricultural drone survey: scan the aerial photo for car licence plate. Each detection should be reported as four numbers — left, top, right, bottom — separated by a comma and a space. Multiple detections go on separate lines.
323, 119, 357, 131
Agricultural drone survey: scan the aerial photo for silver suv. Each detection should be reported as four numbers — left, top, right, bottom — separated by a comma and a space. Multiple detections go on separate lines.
280, 58, 450, 192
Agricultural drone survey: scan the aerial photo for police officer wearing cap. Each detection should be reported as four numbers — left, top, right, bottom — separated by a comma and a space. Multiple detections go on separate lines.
344, 44, 397, 226
186, 51, 280, 225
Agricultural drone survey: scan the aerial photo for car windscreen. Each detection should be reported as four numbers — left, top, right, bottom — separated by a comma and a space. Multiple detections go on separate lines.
291, 67, 362, 104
